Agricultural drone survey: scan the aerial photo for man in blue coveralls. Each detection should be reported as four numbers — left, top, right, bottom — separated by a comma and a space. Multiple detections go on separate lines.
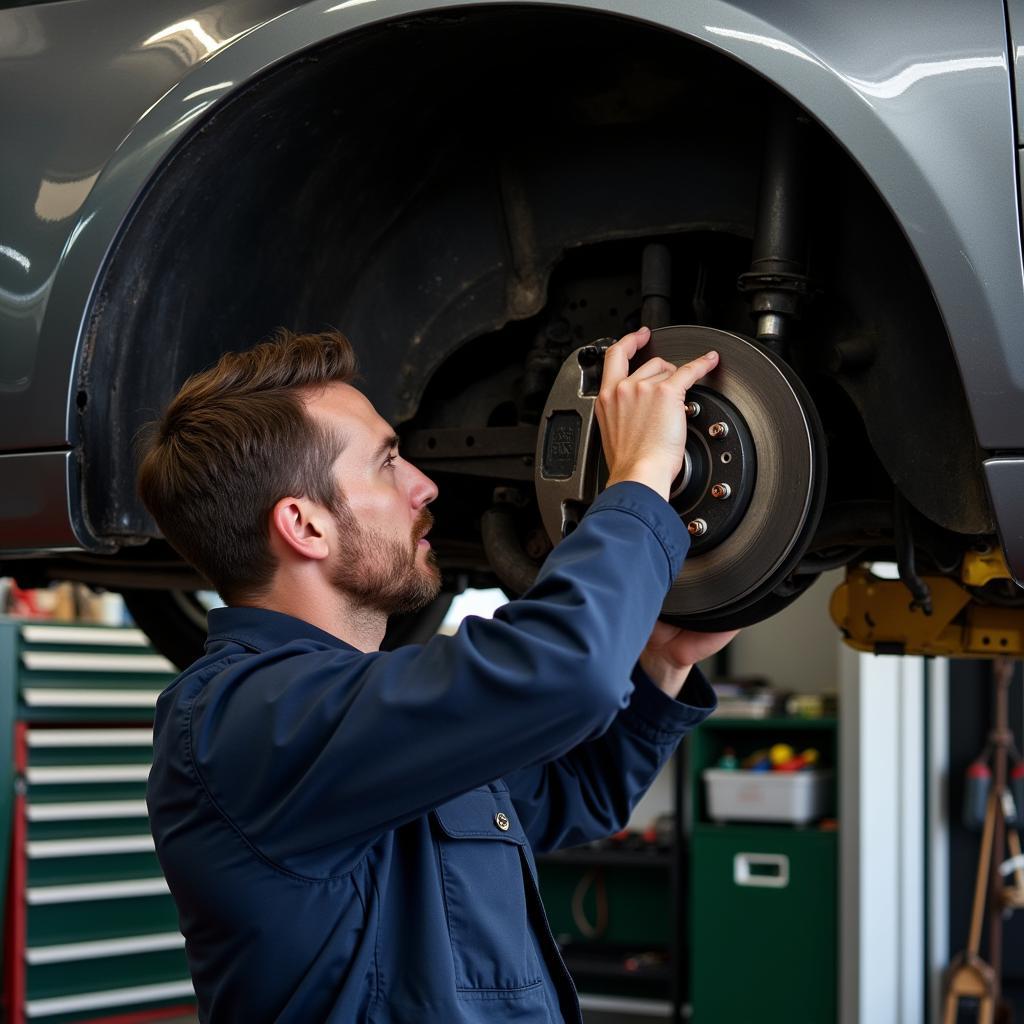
138, 325, 738, 1023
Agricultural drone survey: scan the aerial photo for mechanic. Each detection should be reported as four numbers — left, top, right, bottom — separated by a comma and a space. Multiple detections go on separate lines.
138, 325, 737, 1023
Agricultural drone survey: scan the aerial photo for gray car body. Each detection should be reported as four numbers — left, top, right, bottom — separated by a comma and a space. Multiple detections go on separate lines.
3, 0, 1024, 578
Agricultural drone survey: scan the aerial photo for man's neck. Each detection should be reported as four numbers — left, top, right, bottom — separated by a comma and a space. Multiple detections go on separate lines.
254, 576, 388, 653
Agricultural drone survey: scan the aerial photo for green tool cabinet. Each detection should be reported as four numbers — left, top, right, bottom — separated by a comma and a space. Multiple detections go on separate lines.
0, 618, 194, 1024
689, 717, 838, 1024
536, 848, 674, 1003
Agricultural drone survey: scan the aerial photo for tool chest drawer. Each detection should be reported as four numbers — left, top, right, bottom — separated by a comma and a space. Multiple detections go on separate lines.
11, 624, 175, 723
0, 620, 193, 1024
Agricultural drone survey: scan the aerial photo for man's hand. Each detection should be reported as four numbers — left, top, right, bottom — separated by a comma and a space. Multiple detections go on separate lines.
596, 326, 720, 500
638, 620, 740, 699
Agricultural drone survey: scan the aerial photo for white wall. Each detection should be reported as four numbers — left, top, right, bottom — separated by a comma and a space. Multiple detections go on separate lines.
727, 568, 846, 695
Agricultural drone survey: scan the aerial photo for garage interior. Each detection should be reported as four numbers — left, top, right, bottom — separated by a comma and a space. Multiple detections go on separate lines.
0, 571, 1020, 1024
2, 3, 1024, 1023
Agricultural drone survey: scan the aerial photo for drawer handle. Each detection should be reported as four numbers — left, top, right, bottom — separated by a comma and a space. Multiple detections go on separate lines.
733, 852, 789, 889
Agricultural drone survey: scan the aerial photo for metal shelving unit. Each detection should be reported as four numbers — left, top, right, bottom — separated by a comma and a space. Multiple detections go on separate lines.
534, 772, 685, 1020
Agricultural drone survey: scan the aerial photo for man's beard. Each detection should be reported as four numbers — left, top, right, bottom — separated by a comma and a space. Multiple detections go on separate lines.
328, 499, 442, 616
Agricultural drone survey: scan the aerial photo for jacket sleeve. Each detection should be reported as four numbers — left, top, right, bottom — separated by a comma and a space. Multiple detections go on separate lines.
504, 662, 716, 853
190, 482, 692, 855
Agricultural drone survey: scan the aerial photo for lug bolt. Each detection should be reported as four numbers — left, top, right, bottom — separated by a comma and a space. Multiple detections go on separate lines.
708, 421, 729, 438
711, 483, 732, 500
687, 518, 708, 537
685, 401, 701, 418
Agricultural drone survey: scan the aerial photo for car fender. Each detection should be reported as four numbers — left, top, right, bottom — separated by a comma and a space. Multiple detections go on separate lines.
1, 0, 1021, 549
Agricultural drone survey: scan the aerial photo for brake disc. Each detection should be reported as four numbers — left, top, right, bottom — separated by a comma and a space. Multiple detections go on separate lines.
534, 325, 827, 627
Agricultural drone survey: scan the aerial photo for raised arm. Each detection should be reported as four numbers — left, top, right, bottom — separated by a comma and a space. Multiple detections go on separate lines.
188, 481, 689, 857
504, 662, 716, 853
187, 329, 721, 859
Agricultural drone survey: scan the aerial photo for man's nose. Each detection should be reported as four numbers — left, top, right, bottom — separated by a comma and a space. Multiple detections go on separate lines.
407, 462, 438, 507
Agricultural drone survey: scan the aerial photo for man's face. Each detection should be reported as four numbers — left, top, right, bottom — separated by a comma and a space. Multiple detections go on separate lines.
305, 383, 441, 615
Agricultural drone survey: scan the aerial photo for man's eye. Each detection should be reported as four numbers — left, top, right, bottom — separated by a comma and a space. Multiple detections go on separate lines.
383, 453, 397, 470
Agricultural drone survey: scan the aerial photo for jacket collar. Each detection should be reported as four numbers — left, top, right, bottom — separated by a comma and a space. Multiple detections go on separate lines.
205, 605, 359, 654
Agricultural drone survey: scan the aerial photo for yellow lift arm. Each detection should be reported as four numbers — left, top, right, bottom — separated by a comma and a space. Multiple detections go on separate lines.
830, 549, 1024, 658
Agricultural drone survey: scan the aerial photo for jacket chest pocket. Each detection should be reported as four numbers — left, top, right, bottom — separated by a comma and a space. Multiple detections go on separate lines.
432, 785, 544, 994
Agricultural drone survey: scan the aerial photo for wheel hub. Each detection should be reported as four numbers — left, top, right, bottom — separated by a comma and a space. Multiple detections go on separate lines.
535, 324, 827, 627
668, 387, 757, 555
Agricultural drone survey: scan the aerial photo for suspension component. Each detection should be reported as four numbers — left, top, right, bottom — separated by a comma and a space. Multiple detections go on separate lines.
737, 99, 814, 356
641, 243, 673, 329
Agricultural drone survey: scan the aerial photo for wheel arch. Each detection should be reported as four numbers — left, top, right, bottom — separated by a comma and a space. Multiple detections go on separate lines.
55, 1, 1017, 547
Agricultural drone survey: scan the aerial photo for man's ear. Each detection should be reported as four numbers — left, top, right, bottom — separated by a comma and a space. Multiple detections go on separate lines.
269, 497, 331, 562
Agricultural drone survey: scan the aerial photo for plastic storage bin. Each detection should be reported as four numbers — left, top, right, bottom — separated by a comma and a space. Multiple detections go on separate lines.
703, 768, 832, 824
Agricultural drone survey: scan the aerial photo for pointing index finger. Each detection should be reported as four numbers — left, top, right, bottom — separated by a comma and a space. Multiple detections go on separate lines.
669, 350, 720, 392
601, 327, 651, 390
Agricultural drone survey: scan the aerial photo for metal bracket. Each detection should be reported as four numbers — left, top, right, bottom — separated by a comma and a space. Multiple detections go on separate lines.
831, 565, 1024, 658
402, 425, 537, 481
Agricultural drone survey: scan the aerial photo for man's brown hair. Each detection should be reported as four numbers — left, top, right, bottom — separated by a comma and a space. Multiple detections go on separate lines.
137, 330, 358, 604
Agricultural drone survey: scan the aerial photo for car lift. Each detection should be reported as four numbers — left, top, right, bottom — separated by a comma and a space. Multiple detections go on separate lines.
831, 548, 1024, 659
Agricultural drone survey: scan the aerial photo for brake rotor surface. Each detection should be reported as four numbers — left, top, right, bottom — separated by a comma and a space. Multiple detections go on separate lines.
535, 325, 827, 625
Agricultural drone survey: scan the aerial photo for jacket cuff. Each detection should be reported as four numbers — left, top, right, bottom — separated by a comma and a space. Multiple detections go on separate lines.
583, 481, 691, 585
623, 662, 718, 737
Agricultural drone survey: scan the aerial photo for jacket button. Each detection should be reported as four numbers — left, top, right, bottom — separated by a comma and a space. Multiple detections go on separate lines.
495, 812, 510, 831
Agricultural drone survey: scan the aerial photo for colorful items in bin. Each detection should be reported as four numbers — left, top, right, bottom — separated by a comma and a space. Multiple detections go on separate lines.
777, 748, 820, 773
716, 745, 822, 773
717, 747, 739, 770
740, 748, 772, 772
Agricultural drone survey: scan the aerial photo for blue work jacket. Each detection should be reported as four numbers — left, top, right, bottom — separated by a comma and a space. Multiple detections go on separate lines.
147, 481, 717, 1023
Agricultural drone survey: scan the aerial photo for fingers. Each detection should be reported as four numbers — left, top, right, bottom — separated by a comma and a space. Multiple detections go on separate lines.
600, 332, 719, 402
668, 350, 719, 392
600, 326, 650, 391
630, 356, 678, 382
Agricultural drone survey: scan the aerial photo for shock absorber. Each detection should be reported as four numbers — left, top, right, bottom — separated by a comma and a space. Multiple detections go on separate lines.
738, 98, 814, 358
641, 243, 672, 329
